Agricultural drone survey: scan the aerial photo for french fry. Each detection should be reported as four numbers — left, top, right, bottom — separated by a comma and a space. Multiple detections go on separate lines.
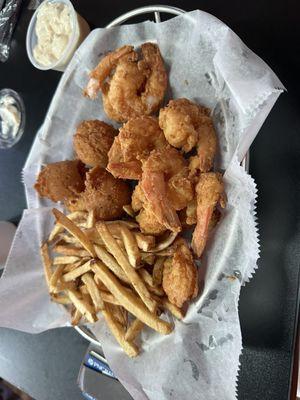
152, 257, 165, 286
48, 224, 63, 243
82, 272, 104, 311
138, 268, 154, 287
91, 260, 172, 334
51, 281, 77, 294
100, 291, 120, 305
134, 232, 155, 251
141, 252, 156, 265
66, 211, 88, 221
63, 259, 88, 273
106, 303, 128, 327
125, 318, 144, 342
87, 281, 120, 305
62, 260, 92, 282
86, 210, 95, 229
106, 220, 138, 229
139, 268, 165, 296
120, 225, 141, 268
79, 285, 94, 307
102, 306, 139, 358
79, 284, 88, 295
66, 289, 96, 323
123, 205, 135, 218
148, 285, 165, 296
58, 234, 82, 246
145, 232, 177, 253
97, 222, 157, 313
94, 245, 129, 283
53, 256, 81, 265
94, 275, 110, 291
48, 211, 88, 242
49, 264, 65, 293
84, 228, 105, 245
153, 296, 184, 320
71, 309, 82, 325
106, 223, 122, 237
52, 209, 96, 257
51, 295, 72, 305
41, 242, 52, 288
162, 298, 184, 320
86, 225, 137, 244
53, 245, 90, 257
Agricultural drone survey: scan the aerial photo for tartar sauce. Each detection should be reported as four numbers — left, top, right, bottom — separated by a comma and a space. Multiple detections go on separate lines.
33, 2, 73, 66
0, 95, 21, 139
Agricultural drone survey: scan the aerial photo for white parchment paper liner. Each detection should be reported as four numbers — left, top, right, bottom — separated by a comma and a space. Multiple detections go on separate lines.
0, 10, 284, 400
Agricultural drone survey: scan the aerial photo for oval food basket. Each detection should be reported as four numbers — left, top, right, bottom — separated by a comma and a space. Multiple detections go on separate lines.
74, 4, 250, 348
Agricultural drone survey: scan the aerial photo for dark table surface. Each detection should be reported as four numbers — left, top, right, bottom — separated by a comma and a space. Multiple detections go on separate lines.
0, 1, 299, 399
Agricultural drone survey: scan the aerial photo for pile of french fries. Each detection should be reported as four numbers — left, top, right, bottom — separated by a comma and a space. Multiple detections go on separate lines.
41, 208, 183, 357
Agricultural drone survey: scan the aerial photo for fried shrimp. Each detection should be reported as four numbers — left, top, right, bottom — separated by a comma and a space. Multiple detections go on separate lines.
162, 239, 198, 308
136, 208, 167, 236
140, 146, 194, 233
34, 160, 86, 202
107, 116, 167, 180
84, 43, 168, 123
132, 184, 166, 235
73, 120, 117, 168
67, 166, 131, 220
159, 98, 217, 172
192, 172, 226, 257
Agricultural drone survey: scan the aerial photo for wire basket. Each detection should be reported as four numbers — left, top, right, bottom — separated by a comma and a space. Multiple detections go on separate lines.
75, 4, 250, 348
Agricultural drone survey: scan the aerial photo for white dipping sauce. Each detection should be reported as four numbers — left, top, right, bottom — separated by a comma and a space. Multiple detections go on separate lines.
0, 95, 21, 139
33, 2, 73, 66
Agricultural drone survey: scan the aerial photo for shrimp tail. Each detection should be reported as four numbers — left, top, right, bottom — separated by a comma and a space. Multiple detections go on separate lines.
192, 205, 214, 257
84, 45, 134, 99
141, 170, 181, 233
192, 172, 226, 258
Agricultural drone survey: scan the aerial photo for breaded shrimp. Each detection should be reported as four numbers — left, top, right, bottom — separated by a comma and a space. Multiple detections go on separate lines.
73, 120, 117, 168
140, 146, 194, 233
66, 166, 131, 220
159, 98, 217, 172
136, 208, 167, 236
84, 45, 135, 99
34, 160, 86, 202
192, 172, 226, 257
162, 239, 198, 308
84, 43, 168, 123
107, 116, 167, 180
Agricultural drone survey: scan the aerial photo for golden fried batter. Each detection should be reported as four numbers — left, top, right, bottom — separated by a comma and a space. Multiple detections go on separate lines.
162, 240, 198, 308
136, 208, 167, 236
192, 172, 226, 257
34, 160, 86, 202
140, 146, 194, 232
67, 166, 131, 220
84, 43, 168, 123
131, 183, 146, 212
159, 98, 217, 172
107, 116, 167, 180
74, 120, 117, 167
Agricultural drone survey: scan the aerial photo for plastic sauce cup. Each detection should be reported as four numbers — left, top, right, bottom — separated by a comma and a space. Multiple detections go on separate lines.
26, 0, 90, 72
